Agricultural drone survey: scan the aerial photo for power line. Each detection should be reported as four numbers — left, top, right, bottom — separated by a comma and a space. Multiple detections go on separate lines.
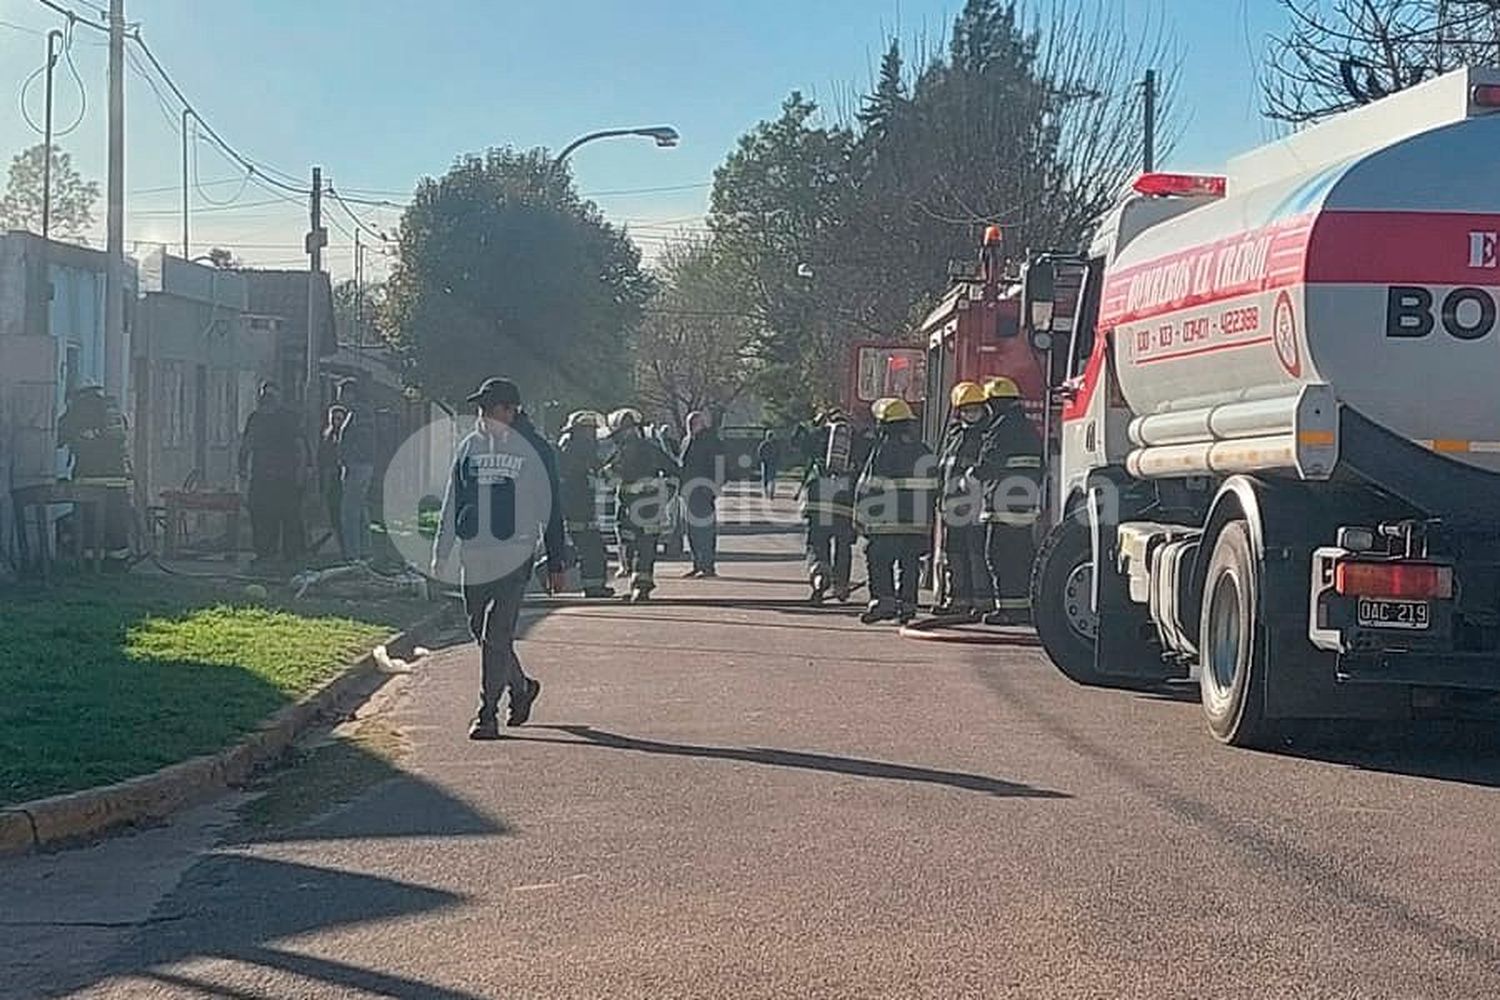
30, 0, 109, 32
326, 185, 392, 241
0, 18, 47, 36
126, 29, 310, 196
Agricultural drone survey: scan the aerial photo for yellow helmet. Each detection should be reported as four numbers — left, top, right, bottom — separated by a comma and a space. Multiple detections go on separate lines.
950, 381, 986, 409
605, 407, 643, 434
872, 396, 916, 424
983, 376, 1021, 400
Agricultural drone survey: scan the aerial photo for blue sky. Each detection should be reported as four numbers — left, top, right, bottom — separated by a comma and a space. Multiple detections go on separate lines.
0, 0, 1286, 277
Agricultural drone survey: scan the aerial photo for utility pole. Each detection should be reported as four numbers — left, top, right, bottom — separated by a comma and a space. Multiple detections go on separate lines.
180, 108, 193, 257
304, 165, 325, 406
104, 0, 126, 400
1143, 68, 1157, 173
354, 228, 362, 348
41, 30, 62, 244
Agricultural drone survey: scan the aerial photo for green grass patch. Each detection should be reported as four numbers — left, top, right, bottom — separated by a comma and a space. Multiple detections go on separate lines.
0, 574, 427, 807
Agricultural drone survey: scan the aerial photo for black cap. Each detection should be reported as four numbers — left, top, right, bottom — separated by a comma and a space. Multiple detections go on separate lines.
466, 376, 522, 407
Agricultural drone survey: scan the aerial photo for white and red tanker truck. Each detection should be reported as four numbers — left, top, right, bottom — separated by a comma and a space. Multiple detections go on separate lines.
1019, 66, 1500, 745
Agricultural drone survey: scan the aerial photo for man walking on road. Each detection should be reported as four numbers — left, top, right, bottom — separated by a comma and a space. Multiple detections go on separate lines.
432, 377, 567, 740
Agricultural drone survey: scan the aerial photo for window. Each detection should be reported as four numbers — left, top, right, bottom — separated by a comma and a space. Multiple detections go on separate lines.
206, 369, 239, 447
159, 361, 186, 447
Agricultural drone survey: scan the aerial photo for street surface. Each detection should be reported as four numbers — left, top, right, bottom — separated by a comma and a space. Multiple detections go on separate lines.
7, 484, 1500, 998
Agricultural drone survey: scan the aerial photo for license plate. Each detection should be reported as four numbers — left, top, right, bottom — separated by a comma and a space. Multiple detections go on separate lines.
1356, 598, 1430, 630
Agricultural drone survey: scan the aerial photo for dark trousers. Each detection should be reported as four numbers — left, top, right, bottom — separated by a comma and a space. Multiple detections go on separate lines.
865, 534, 923, 612
687, 520, 718, 572
617, 522, 659, 590
946, 523, 994, 611
463, 565, 531, 719
986, 521, 1036, 615
571, 525, 607, 590
248, 477, 304, 560
761, 464, 776, 498
806, 519, 854, 589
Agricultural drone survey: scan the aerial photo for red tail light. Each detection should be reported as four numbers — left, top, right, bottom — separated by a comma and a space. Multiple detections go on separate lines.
1335, 561, 1453, 599
1473, 84, 1500, 108
1132, 173, 1227, 198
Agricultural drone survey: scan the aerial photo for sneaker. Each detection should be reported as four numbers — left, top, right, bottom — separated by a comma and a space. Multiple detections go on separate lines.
984, 609, 1031, 627
628, 585, 653, 603
833, 585, 851, 603
810, 571, 830, 603
507, 677, 540, 727
860, 604, 897, 625
468, 715, 501, 740
682, 568, 704, 579
897, 606, 917, 624
700, 568, 717, 578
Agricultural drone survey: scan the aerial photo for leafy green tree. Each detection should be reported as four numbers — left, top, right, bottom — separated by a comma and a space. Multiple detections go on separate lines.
383, 147, 651, 411
635, 238, 757, 430
708, 93, 862, 418
333, 277, 387, 347
0, 143, 99, 241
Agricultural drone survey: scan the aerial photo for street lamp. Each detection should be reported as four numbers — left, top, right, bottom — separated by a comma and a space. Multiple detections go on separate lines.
553, 125, 680, 168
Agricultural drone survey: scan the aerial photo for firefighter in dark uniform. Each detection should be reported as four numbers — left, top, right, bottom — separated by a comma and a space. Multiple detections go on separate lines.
604, 407, 681, 602
855, 397, 938, 624
58, 385, 133, 557
558, 409, 612, 597
974, 376, 1043, 626
937, 381, 993, 619
799, 408, 858, 604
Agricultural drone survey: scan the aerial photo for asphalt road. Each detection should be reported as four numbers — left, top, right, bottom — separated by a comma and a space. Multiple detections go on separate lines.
9, 484, 1500, 998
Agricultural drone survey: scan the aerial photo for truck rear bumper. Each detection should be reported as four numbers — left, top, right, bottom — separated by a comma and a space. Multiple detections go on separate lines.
1339, 651, 1500, 691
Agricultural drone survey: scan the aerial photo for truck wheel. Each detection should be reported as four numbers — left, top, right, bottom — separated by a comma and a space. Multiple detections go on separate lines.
1198, 521, 1275, 748
1032, 517, 1103, 685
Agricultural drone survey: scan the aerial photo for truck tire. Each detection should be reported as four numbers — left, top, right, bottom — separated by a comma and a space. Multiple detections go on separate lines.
1032, 517, 1103, 686
1198, 521, 1275, 748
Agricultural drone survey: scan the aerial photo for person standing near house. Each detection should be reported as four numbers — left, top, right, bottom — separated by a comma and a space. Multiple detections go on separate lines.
317, 403, 348, 556
431, 376, 567, 739
336, 379, 376, 562
678, 410, 724, 578
237, 381, 309, 564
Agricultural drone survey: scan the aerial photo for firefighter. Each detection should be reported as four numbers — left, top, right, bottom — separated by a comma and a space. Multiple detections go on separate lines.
799, 408, 857, 604
604, 407, 682, 602
855, 397, 937, 624
58, 385, 133, 558
974, 376, 1043, 626
558, 409, 612, 597
937, 381, 993, 619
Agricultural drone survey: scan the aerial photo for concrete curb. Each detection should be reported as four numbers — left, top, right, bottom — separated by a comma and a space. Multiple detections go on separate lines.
0, 605, 452, 859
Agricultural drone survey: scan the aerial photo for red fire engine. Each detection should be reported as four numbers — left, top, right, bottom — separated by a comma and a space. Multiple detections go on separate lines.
920, 226, 1052, 447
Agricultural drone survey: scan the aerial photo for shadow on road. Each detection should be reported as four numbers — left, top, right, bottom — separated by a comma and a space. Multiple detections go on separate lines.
715, 549, 807, 562
39, 855, 484, 999
516, 725, 1069, 800
1268, 723, 1500, 788
976, 662, 1500, 970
